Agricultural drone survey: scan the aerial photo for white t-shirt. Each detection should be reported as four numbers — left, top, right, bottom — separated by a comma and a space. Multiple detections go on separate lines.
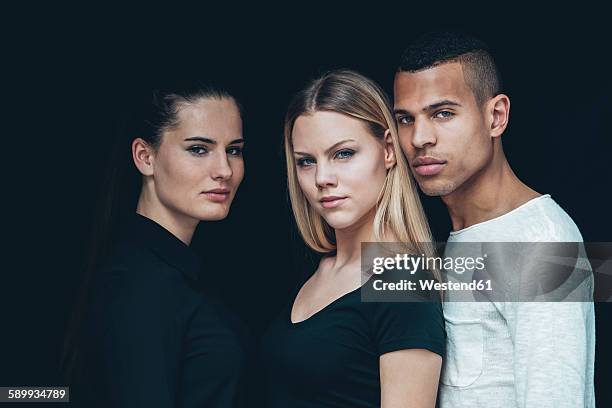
439, 194, 596, 408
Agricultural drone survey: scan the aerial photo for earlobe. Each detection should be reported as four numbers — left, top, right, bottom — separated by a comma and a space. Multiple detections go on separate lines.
383, 129, 397, 170
489, 94, 510, 138
132, 138, 155, 176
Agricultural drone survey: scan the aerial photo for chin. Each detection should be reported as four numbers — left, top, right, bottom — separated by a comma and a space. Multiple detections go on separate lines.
203, 213, 229, 221
421, 185, 458, 197
193, 205, 230, 221
417, 179, 457, 197
322, 212, 360, 231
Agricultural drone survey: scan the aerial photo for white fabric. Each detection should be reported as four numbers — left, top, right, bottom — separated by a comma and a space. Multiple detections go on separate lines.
439, 194, 596, 408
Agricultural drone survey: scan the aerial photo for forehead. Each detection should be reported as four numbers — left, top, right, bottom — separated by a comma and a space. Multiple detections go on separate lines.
292, 111, 372, 150
394, 62, 474, 110
170, 97, 242, 139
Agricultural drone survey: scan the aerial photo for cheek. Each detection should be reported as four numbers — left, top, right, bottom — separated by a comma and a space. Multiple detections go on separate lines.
346, 154, 387, 200
446, 120, 490, 171
157, 152, 202, 189
398, 130, 415, 155
230, 158, 245, 185
296, 170, 318, 204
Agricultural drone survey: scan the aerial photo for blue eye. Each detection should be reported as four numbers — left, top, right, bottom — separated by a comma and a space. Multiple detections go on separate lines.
397, 115, 414, 125
227, 146, 243, 156
296, 157, 315, 167
334, 149, 355, 160
188, 146, 208, 156
434, 111, 454, 119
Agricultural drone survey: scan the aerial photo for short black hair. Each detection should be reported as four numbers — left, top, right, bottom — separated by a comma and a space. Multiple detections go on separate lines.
398, 31, 502, 105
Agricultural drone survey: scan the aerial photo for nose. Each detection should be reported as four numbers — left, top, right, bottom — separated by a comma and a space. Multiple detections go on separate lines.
412, 118, 437, 149
315, 162, 337, 190
211, 151, 233, 181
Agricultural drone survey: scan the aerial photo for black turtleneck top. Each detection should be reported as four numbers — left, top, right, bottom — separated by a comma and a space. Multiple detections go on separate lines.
78, 213, 250, 407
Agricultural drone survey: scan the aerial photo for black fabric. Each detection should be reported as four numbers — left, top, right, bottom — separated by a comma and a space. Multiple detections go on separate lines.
261, 277, 445, 408
77, 214, 251, 408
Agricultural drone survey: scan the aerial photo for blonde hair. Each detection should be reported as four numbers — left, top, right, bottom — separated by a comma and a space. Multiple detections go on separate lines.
284, 69, 436, 262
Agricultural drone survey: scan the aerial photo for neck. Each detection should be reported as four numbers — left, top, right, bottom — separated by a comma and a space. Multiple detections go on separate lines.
136, 183, 198, 245
442, 148, 540, 231
331, 208, 376, 270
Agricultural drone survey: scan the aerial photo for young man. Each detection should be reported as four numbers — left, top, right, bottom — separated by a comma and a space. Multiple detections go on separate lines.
393, 31, 595, 407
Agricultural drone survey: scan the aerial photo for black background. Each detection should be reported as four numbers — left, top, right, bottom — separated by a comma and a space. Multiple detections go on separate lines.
3, 8, 611, 406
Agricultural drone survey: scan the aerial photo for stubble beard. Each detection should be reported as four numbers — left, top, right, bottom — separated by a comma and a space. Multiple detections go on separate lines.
418, 179, 458, 197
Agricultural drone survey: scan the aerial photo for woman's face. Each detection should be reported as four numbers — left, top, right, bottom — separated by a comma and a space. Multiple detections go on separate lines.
292, 111, 391, 231
151, 97, 244, 222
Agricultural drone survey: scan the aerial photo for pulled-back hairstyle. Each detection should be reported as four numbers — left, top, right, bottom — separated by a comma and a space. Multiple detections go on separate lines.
284, 69, 435, 260
61, 80, 241, 382
398, 30, 502, 105
133, 83, 241, 150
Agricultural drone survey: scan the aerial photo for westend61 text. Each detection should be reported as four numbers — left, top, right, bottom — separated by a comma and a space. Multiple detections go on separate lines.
373, 279, 493, 292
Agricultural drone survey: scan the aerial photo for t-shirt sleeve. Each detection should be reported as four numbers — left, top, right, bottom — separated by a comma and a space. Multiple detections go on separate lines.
369, 301, 445, 357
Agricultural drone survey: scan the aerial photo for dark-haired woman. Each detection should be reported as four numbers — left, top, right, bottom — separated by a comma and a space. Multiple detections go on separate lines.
71, 88, 250, 407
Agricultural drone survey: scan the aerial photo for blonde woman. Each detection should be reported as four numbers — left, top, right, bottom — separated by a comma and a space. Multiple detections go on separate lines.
261, 70, 444, 408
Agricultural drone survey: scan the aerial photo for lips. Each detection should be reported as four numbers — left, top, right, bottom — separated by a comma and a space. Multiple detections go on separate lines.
202, 188, 231, 203
319, 196, 347, 209
412, 156, 447, 176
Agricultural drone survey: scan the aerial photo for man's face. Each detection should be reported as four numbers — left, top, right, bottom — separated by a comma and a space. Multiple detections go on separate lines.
393, 62, 492, 196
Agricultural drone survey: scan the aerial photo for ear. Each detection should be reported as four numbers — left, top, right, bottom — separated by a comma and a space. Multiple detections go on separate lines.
132, 138, 156, 176
487, 94, 510, 138
383, 129, 397, 170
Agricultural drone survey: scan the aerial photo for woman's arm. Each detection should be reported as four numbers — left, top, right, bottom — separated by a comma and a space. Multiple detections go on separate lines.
87, 267, 176, 407
380, 348, 442, 408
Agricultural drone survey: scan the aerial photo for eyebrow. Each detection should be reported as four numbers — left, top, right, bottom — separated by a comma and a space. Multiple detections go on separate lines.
294, 139, 355, 156
184, 137, 245, 145
394, 99, 462, 116
426, 100, 461, 110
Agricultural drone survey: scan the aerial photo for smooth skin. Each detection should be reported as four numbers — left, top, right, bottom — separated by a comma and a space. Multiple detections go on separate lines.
394, 62, 539, 231
132, 97, 244, 244
291, 110, 442, 408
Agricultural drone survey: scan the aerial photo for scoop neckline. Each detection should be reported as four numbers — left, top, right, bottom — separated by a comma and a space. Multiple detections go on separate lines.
449, 194, 551, 236
288, 283, 362, 327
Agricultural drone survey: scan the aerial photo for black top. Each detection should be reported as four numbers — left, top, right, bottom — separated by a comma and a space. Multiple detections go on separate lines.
78, 214, 251, 408
261, 277, 445, 408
